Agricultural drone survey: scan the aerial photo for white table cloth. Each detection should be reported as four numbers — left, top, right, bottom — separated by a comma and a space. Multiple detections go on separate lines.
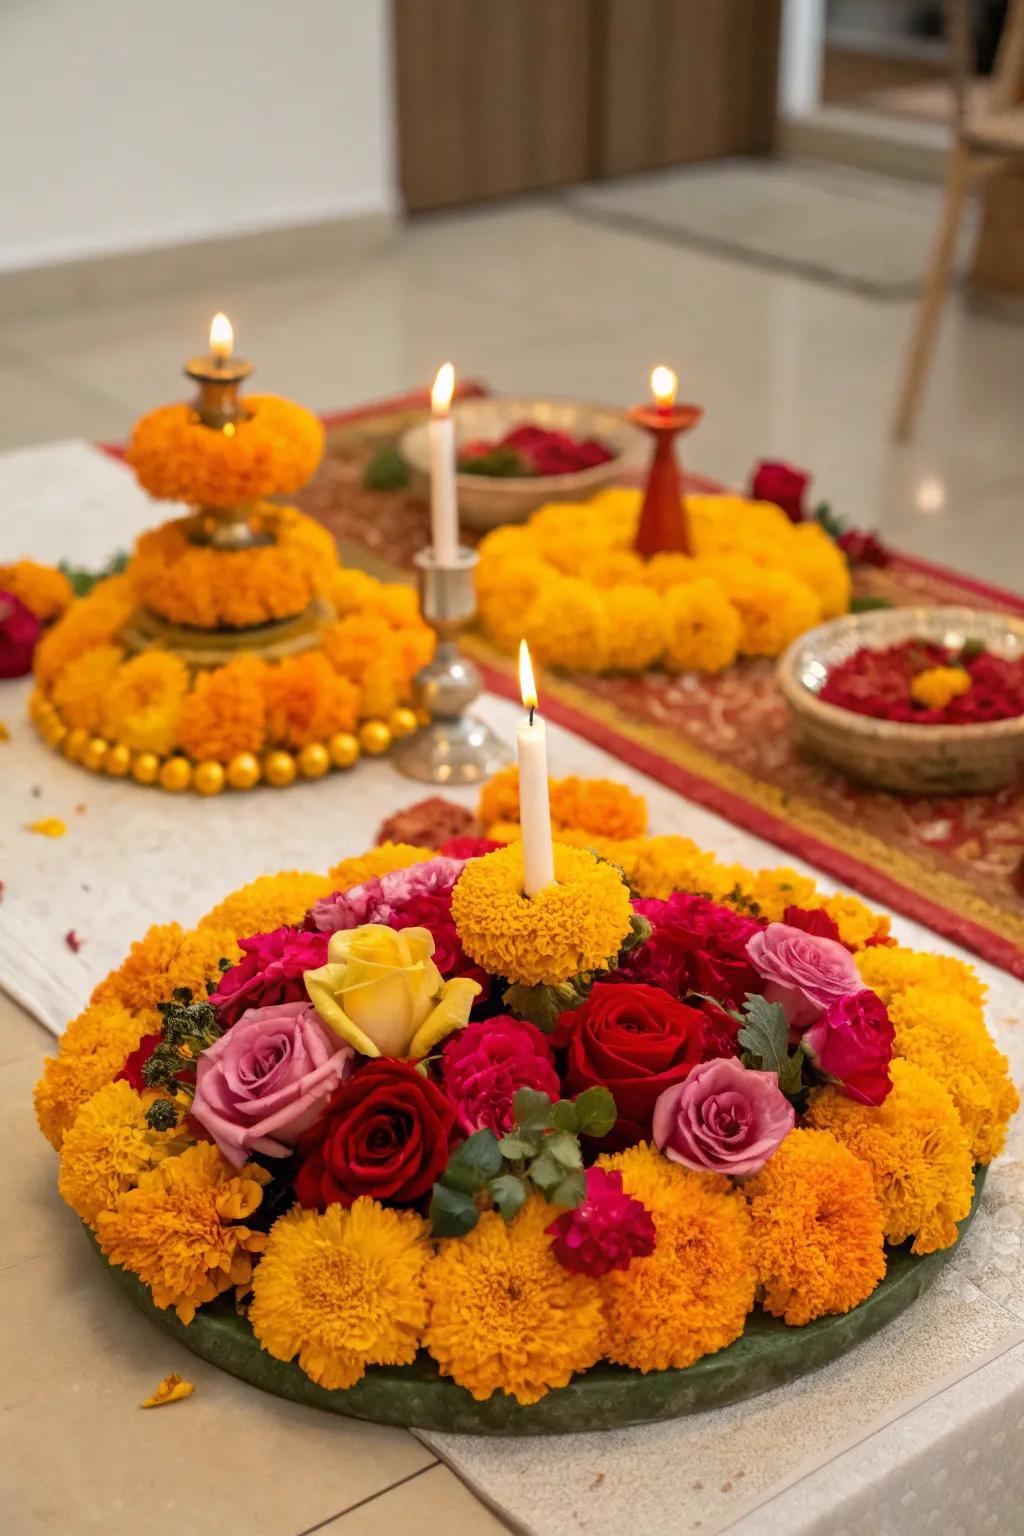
2, 441, 1022, 1536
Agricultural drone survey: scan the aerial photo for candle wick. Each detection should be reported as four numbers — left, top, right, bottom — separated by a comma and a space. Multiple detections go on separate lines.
529, 705, 535, 728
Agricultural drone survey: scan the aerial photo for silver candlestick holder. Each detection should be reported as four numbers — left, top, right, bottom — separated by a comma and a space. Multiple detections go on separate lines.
397, 547, 511, 784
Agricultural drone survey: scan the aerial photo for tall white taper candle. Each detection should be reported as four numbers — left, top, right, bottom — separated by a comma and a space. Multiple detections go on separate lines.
429, 362, 459, 565
517, 640, 555, 896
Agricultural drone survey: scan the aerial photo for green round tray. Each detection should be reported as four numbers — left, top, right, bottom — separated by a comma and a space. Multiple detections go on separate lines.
92, 1167, 986, 1436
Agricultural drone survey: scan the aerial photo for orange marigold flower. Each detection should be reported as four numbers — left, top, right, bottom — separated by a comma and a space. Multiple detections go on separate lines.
597, 1142, 756, 1372
199, 871, 333, 937
821, 893, 891, 949
263, 651, 360, 748
176, 656, 268, 761
662, 578, 741, 674
101, 649, 190, 755
0, 559, 73, 621
92, 922, 240, 1016
523, 577, 610, 672
478, 767, 648, 843
856, 946, 986, 1010
128, 395, 323, 505
321, 612, 397, 685
95, 1142, 269, 1323
33, 577, 137, 689
423, 1197, 604, 1404
34, 999, 149, 1149
51, 644, 125, 731
806, 1058, 975, 1255
58, 1080, 188, 1227
327, 843, 433, 888
477, 765, 522, 829
250, 1200, 430, 1390
744, 1128, 886, 1325
748, 866, 819, 923
888, 987, 1019, 1165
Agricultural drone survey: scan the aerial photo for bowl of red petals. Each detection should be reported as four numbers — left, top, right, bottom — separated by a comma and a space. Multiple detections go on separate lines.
400, 397, 645, 528
779, 606, 1024, 794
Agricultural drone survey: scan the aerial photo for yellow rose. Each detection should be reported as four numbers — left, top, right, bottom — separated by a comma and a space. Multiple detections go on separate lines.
304, 923, 480, 1059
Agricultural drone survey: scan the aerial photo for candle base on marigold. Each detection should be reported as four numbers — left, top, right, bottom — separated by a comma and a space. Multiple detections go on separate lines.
628, 402, 703, 558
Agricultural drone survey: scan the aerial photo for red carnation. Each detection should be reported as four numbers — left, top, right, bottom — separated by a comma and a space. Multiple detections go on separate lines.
294, 1057, 455, 1210
547, 1168, 655, 1277
749, 460, 809, 524
437, 836, 507, 860
625, 892, 764, 1007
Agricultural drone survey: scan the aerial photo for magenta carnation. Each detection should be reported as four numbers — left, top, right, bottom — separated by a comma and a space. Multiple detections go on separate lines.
437, 836, 506, 860
309, 856, 466, 934
547, 1167, 656, 1277
803, 988, 894, 1106
209, 925, 328, 1028
441, 1016, 559, 1136
623, 892, 764, 1006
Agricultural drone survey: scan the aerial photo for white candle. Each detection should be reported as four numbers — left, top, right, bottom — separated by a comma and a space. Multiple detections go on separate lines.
517, 639, 555, 896
429, 362, 459, 565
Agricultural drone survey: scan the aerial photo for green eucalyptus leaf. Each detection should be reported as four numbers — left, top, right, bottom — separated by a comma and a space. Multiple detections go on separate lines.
489, 1174, 527, 1222
550, 1099, 579, 1134
545, 1130, 583, 1169
551, 1169, 587, 1208
512, 1087, 553, 1129
442, 1129, 503, 1193
429, 1183, 480, 1238
498, 1134, 538, 1162
573, 1084, 617, 1138
528, 1150, 565, 1196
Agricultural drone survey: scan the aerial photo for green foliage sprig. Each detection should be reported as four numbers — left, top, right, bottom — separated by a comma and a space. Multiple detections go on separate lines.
736, 995, 806, 1100
142, 988, 223, 1130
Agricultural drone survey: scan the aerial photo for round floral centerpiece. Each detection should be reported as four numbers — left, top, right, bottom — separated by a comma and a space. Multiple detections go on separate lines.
36, 772, 1017, 1430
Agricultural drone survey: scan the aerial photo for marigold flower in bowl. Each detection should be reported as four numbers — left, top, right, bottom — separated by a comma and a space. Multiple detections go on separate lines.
747, 922, 863, 1031
546, 1167, 655, 1277
191, 1001, 354, 1168
652, 1056, 795, 1177
304, 922, 480, 1060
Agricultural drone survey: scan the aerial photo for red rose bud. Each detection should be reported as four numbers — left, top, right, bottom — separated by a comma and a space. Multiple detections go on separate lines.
749, 460, 810, 524
803, 989, 894, 1106
547, 1167, 656, 1278
294, 1056, 456, 1210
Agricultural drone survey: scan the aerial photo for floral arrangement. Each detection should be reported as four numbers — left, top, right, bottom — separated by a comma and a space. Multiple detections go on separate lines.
36, 772, 1017, 1408
475, 487, 851, 675
748, 459, 889, 568
458, 425, 614, 478
0, 560, 73, 679
820, 638, 1024, 726
30, 558, 432, 792
128, 395, 324, 507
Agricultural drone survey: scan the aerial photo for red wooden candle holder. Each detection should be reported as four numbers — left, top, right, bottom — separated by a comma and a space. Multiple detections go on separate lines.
627, 402, 704, 558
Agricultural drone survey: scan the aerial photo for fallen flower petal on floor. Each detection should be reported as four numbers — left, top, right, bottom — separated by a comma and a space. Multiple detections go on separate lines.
64, 930, 84, 953
141, 1374, 195, 1408
0, 721, 9, 741
27, 817, 67, 837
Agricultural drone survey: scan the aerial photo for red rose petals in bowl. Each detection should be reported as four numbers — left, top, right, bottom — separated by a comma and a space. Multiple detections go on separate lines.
819, 639, 1024, 726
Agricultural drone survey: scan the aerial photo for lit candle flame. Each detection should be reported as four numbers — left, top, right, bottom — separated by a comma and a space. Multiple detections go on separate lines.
209, 312, 234, 360
651, 365, 678, 409
519, 639, 538, 712
431, 361, 455, 415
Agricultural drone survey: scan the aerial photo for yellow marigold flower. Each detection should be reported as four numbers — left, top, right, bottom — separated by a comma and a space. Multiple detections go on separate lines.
480, 768, 648, 843
451, 842, 633, 987
822, 892, 891, 949
856, 946, 986, 1010
327, 843, 433, 889
390, 620, 434, 681
102, 649, 190, 756
662, 578, 741, 673
910, 665, 973, 711
34, 999, 149, 1149
33, 578, 137, 689
579, 550, 646, 589
327, 567, 386, 616
249, 1200, 430, 1390
806, 1058, 975, 1256
642, 551, 701, 592
729, 568, 823, 657
263, 651, 360, 748
51, 644, 125, 731
688, 494, 794, 556
529, 504, 610, 573
585, 485, 642, 538
96, 1142, 269, 1324
747, 866, 818, 923
176, 656, 268, 761
888, 987, 1019, 1165
478, 765, 521, 829
141, 1373, 195, 1408
785, 524, 852, 619
476, 524, 543, 563
128, 396, 323, 505
603, 585, 669, 671
356, 653, 404, 718
597, 1143, 756, 1372
745, 1128, 886, 1325
58, 1080, 187, 1228
523, 577, 610, 672
619, 834, 751, 905
0, 559, 73, 621
92, 922, 240, 1016
200, 871, 333, 936
477, 555, 553, 653
423, 1197, 604, 1404
321, 611, 402, 693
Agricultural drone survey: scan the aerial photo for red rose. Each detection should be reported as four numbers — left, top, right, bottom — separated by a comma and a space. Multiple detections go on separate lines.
803, 989, 894, 1106
627, 893, 763, 1007
749, 460, 809, 524
0, 590, 42, 679
563, 982, 707, 1150
294, 1057, 455, 1210
782, 905, 843, 945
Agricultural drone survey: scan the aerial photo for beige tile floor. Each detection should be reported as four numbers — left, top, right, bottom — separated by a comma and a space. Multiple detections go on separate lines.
0, 159, 1021, 589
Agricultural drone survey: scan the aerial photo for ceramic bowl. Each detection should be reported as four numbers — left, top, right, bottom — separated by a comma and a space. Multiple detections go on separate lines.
399, 396, 646, 530
778, 605, 1024, 794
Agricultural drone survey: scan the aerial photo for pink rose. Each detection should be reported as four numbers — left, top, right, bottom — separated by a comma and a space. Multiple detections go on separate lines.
210, 925, 329, 1028
746, 922, 862, 1031
191, 1000, 353, 1167
652, 1056, 795, 1176
441, 1015, 559, 1136
309, 856, 466, 934
804, 989, 894, 1106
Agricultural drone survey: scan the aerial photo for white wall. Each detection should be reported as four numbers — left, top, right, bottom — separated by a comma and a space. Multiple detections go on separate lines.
0, 0, 396, 274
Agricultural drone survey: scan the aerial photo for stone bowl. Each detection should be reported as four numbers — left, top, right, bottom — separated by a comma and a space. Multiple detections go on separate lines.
399, 396, 646, 530
779, 607, 1024, 795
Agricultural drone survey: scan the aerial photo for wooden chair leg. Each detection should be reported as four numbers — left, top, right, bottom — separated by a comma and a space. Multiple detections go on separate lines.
892, 146, 973, 442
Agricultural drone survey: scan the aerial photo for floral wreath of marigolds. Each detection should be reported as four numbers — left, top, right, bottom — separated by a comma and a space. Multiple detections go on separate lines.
34, 818, 1018, 1410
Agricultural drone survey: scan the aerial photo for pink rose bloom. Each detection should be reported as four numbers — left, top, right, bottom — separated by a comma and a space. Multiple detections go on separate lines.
746, 922, 862, 1031
804, 988, 894, 1106
309, 856, 466, 934
191, 1000, 353, 1167
441, 1015, 559, 1136
653, 1056, 795, 1176
210, 925, 328, 1028
0, 590, 42, 679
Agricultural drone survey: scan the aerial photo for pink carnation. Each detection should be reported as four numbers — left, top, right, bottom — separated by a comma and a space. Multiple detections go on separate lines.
210, 925, 328, 1028
191, 1000, 353, 1167
441, 1016, 559, 1136
547, 1168, 656, 1277
746, 922, 862, 1031
437, 836, 506, 860
804, 989, 894, 1106
653, 1056, 795, 1176
309, 856, 466, 933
